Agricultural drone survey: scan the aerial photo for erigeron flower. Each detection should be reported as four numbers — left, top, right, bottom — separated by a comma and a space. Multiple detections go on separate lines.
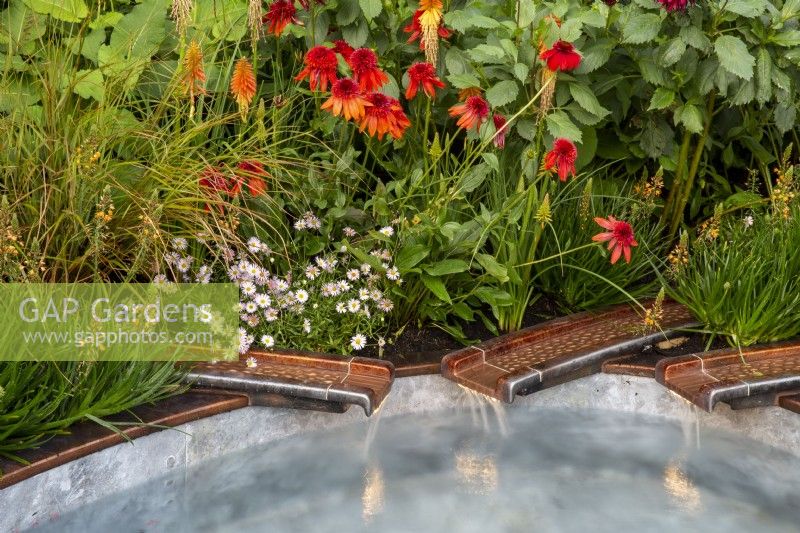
176, 256, 194, 273
172, 237, 188, 251
361, 306, 371, 318
244, 314, 260, 327
379, 226, 394, 237
346, 269, 361, 281
153, 274, 168, 284
239, 328, 255, 354
246, 263, 261, 278
360, 263, 371, 274
246, 356, 258, 368
303, 318, 311, 334
294, 219, 307, 231
255, 269, 270, 286
743, 215, 754, 228
275, 279, 290, 292
261, 334, 275, 348
378, 299, 394, 313
350, 334, 367, 351
295, 289, 309, 303
195, 265, 212, 283
247, 236, 263, 254
321, 283, 338, 297
240, 280, 257, 296
347, 299, 361, 313
264, 307, 279, 321
359, 288, 371, 300
386, 266, 400, 280
254, 293, 271, 308
343, 227, 357, 237
336, 302, 347, 314
305, 265, 321, 279
370, 289, 382, 301
244, 301, 259, 313
380, 249, 392, 261
165, 251, 180, 265
337, 280, 352, 292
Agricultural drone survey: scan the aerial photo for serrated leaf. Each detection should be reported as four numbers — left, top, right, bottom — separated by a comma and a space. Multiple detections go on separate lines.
342, 18, 368, 48
648, 88, 675, 111
447, 73, 481, 89
486, 80, 518, 107
72, 69, 104, 102
675, 103, 704, 134
423, 259, 470, 276
661, 37, 686, 66
775, 102, 796, 133
722, 0, 766, 17
623, 13, 661, 44
715, 35, 754, 80
771, 30, 800, 47
467, 44, 506, 63
545, 111, 582, 142
576, 40, 614, 74
445, 48, 469, 75
679, 25, 710, 51
22, 0, 88, 22
731, 79, 755, 105
756, 48, 772, 104
359, 0, 381, 20
639, 117, 673, 159
569, 83, 609, 117
516, 119, 537, 141
336, 0, 360, 26
513, 63, 529, 82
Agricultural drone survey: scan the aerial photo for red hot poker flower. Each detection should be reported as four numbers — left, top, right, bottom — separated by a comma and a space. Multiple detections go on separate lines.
592, 216, 638, 264
544, 138, 577, 182
492, 114, 508, 149
448, 95, 489, 131
333, 39, 354, 60
295, 45, 338, 91
539, 40, 582, 72
263, 0, 297, 36
405, 63, 445, 100
347, 48, 389, 92
403, 10, 452, 47
236, 160, 269, 197
320, 78, 372, 121
358, 93, 409, 140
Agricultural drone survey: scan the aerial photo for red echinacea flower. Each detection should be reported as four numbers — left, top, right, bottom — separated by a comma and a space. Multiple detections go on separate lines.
295, 45, 338, 92
358, 93, 410, 140
347, 48, 389, 92
263, 0, 297, 36
235, 160, 269, 197
320, 78, 371, 121
448, 95, 489, 131
405, 62, 445, 100
539, 40, 582, 72
657, 0, 694, 11
592, 216, 638, 264
544, 138, 578, 182
492, 114, 508, 149
333, 39, 354, 60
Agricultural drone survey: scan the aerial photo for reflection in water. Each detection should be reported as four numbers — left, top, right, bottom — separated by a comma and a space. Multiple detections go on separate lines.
362, 465, 385, 523
455, 452, 499, 495
663, 461, 702, 513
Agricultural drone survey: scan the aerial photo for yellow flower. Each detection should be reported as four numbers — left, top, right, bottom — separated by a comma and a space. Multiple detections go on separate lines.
230, 57, 257, 120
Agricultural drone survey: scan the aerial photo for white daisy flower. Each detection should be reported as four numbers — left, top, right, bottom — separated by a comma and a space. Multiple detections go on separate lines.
238, 328, 254, 354
221, 247, 236, 262
247, 236, 262, 254
153, 274, 168, 284
360, 263, 372, 274
340, 245, 347, 253
294, 218, 307, 231
343, 226, 357, 237
358, 288, 371, 301
350, 334, 367, 351
303, 319, 311, 334
254, 293, 271, 308
245, 356, 257, 368
377, 337, 386, 348
244, 314, 260, 327
171, 237, 188, 251
244, 301, 259, 314
337, 281, 351, 292
378, 299, 394, 313
379, 226, 394, 237
240, 281, 257, 296
305, 265, 321, 279
260, 334, 275, 348
335, 302, 347, 314
259, 242, 272, 255
295, 289, 309, 303
346, 269, 360, 281
370, 289, 382, 301
264, 308, 279, 321
743, 215, 754, 227
386, 267, 400, 281
176, 256, 193, 273
347, 299, 361, 313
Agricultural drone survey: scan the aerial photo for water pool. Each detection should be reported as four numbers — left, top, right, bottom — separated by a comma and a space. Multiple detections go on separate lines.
32, 407, 800, 532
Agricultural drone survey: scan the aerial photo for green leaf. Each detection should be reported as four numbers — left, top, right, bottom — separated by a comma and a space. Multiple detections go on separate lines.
395, 244, 429, 272
722, 0, 766, 17
516, 119, 537, 141
474, 287, 513, 307
0, 2, 46, 54
445, 48, 469, 75
22, 0, 88, 22
775, 102, 796, 133
475, 254, 508, 283
98, 0, 168, 72
421, 274, 451, 303
336, 0, 360, 26
714, 35, 754, 80
771, 30, 800, 47
675, 103, 703, 134
513, 63, 529, 82
569, 83, 609, 117
342, 19, 368, 48
661, 37, 686, 66
447, 73, 481, 89
756, 48, 772, 104
545, 111, 582, 143
648, 88, 675, 111
622, 14, 661, 45
679, 26, 710, 51
486, 80, 518, 108
467, 44, 506, 63
423, 259, 470, 276
72, 69, 104, 102
576, 39, 614, 74
359, 0, 381, 20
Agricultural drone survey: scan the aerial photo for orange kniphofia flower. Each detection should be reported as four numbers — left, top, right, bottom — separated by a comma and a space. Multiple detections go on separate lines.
592, 216, 638, 264
295, 45, 339, 92
403, 9, 451, 46
540, 40, 582, 72
347, 48, 389, 92
263, 0, 298, 36
321, 78, 371, 121
230, 57, 257, 118
181, 40, 206, 102
358, 93, 410, 140
405, 62, 445, 100
448, 95, 489, 131
544, 138, 577, 181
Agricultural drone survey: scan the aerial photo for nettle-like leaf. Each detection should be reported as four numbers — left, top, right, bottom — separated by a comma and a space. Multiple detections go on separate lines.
486, 80, 518, 108
359, 0, 381, 21
622, 13, 662, 45
447, 73, 481, 89
674, 103, 703, 134
756, 48, 772, 104
545, 111, 582, 143
714, 35, 755, 80
722, 0, 767, 18
569, 83, 610, 118
336, 0, 360, 26
648, 87, 675, 111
